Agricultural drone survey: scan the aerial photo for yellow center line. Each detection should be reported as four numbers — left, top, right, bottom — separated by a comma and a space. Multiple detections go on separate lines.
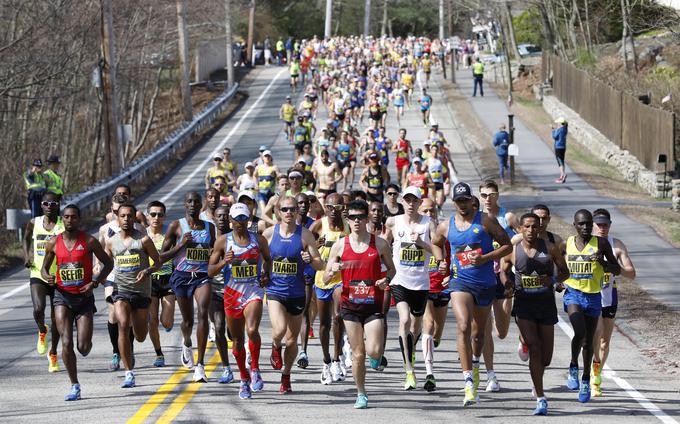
155, 349, 222, 424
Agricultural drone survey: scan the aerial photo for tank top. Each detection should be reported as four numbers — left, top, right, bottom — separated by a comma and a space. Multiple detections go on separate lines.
428, 158, 443, 183
601, 235, 618, 307
392, 215, 431, 291
337, 143, 351, 162
257, 165, 276, 194
148, 232, 172, 276
55, 232, 92, 294
429, 243, 451, 293
447, 212, 496, 287
496, 207, 516, 238
564, 236, 604, 294
397, 139, 409, 160
281, 104, 294, 122
30, 216, 65, 280
224, 232, 261, 288
211, 229, 231, 294
267, 224, 305, 298
340, 234, 383, 314
367, 167, 384, 191
315, 217, 349, 289
407, 172, 428, 197
111, 229, 151, 296
173, 218, 212, 273
514, 239, 554, 298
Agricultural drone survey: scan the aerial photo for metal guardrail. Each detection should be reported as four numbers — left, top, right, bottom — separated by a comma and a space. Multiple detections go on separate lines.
6, 83, 239, 230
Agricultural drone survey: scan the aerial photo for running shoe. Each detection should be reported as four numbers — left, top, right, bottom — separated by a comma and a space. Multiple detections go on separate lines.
270, 344, 283, 370
433, 339, 440, 348
296, 351, 309, 369
472, 366, 480, 392
378, 355, 388, 371
153, 355, 165, 368
463, 381, 476, 407
193, 363, 207, 383
208, 322, 216, 343
579, 381, 591, 403
354, 393, 368, 409
121, 371, 135, 388
338, 355, 347, 376
239, 380, 252, 399
218, 366, 234, 384
485, 375, 501, 392
404, 371, 416, 390
279, 374, 292, 394
567, 366, 579, 390
592, 361, 602, 385
110, 353, 121, 371
424, 374, 437, 392
48, 352, 60, 373
533, 398, 548, 416
320, 363, 332, 385
308, 327, 315, 339
330, 360, 345, 382
64, 383, 81, 401
37, 326, 48, 355
592, 383, 602, 397
518, 341, 529, 362
342, 336, 352, 368
181, 344, 194, 369
250, 368, 264, 392
368, 357, 381, 371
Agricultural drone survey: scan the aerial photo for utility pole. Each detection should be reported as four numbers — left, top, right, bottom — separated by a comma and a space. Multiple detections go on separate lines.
438, 0, 445, 40
508, 114, 515, 185
324, 0, 332, 39
380, 0, 388, 37
176, 0, 193, 122
447, 0, 453, 37
100, 0, 123, 175
246, 0, 255, 65
364, 0, 371, 36
225, 0, 235, 87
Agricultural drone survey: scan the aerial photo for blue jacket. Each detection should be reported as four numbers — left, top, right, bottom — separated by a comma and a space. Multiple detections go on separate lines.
493, 130, 510, 155
552, 125, 568, 149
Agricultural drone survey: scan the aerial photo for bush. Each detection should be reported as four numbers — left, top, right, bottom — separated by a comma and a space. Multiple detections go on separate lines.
513, 7, 543, 46
574, 48, 598, 69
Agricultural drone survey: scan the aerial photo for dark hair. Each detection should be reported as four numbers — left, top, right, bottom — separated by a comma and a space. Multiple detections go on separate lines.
112, 193, 128, 204
346, 200, 369, 214
574, 209, 592, 221
479, 179, 499, 192
63, 204, 81, 217
385, 183, 400, 193
117, 202, 137, 215
114, 183, 131, 195
531, 204, 551, 215
350, 190, 367, 201
592, 208, 610, 219
147, 200, 166, 213
42, 191, 59, 201
520, 212, 540, 224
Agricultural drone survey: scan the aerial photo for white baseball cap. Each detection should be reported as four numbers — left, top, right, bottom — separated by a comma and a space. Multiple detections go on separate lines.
237, 190, 256, 202
402, 186, 422, 199
262, 150, 272, 157
229, 203, 250, 219
245, 161, 255, 169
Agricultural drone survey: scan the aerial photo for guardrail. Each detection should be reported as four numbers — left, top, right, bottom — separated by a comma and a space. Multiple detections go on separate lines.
6, 83, 239, 231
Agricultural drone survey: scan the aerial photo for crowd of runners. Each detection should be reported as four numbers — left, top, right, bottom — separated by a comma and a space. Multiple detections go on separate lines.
22, 35, 635, 415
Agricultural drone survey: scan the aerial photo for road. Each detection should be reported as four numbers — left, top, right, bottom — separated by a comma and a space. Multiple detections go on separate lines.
0, 66, 678, 423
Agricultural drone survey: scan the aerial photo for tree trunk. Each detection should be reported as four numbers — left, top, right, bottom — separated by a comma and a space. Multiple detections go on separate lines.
583, 0, 593, 52
225, 0, 235, 87
363, 0, 371, 36
503, 1, 521, 60
176, 0, 193, 122
380, 0, 388, 37
246, 0, 255, 64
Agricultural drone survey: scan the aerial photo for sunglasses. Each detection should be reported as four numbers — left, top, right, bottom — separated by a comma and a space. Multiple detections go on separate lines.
326, 204, 345, 211
148, 212, 165, 218
289, 176, 302, 180
347, 214, 367, 221
42, 201, 59, 207
232, 215, 249, 222
480, 192, 499, 199
386, 192, 398, 197
111, 208, 119, 215
280, 206, 298, 213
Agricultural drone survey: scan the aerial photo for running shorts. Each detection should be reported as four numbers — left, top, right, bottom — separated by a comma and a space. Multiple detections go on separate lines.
315, 284, 341, 302
54, 289, 96, 319
601, 305, 617, 319
169, 270, 210, 298
512, 294, 557, 326
340, 307, 383, 325
390, 284, 428, 317
30, 277, 55, 298
428, 291, 451, 308
451, 281, 496, 307
563, 287, 602, 318
267, 294, 305, 316
151, 274, 174, 298
111, 290, 151, 310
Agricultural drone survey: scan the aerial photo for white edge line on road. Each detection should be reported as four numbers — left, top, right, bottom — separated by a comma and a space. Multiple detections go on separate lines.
0, 283, 29, 303
160, 68, 287, 204
557, 316, 678, 424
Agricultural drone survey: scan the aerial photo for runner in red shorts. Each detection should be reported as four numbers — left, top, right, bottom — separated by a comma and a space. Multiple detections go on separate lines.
392, 128, 412, 187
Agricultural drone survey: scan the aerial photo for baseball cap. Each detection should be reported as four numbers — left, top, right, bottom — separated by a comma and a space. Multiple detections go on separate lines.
262, 150, 272, 157
402, 186, 422, 199
413, 157, 422, 163
286, 95, 291, 100
32, 159, 43, 167
369, 152, 379, 159
238, 190, 256, 202
213, 156, 222, 161
229, 203, 250, 219
452, 182, 473, 200
47, 155, 60, 164
259, 145, 268, 152
555, 117, 567, 124
423, 139, 432, 145
244, 161, 255, 169
297, 158, 307, 164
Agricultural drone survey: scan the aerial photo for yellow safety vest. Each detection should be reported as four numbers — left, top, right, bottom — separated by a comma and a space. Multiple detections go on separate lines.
24, 171, 46, 192
43, 169, 64, 196
472, 62, 485, 75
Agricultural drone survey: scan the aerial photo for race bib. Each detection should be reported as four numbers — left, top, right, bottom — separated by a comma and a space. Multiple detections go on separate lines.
59, 262, 84, 287
567, 255, 594, 280
231, 259, 259, 283
116, 254, 141, 272
349, 279, 375, 304
400, 242, 425, 267
186, 247, 210, 265
273, 256, 298, 275
455, 243, 482, 268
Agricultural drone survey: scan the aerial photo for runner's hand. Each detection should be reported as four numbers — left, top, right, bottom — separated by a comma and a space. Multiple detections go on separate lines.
24, 259, 32, 269
438, 260, 448, 275
224, 247, 235, 264
376, 277, 389, 289
317, 235, 326, 249
135, 269, 149, 283
259, 273, 270, 288
539, 275, 553, 288
301, 250, 312, 263
79, 281, 95, 296
45, 274, 55, 285
441, 276, 450, 288
468, 251, 485, 266
180, 232, 192, 246
330, 258, 343, 273
555, 282, 565, 293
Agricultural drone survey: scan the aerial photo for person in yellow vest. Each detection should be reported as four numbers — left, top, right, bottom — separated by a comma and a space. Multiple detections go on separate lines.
44, 155, 64, 201
24, 159, 46, 218
204, 156, 226, 190
562, 209, 620, 403
472, 57, 485, 97
22, 191, 64, 372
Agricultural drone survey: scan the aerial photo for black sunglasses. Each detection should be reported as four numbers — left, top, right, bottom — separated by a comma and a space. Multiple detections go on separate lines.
149, 212, 165, 218
347, 214, 367, 221
42, 201, 59, 207
280, 206, 297, 213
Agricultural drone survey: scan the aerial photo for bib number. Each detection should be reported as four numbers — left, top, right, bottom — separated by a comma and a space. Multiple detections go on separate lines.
349, 279, 375, 304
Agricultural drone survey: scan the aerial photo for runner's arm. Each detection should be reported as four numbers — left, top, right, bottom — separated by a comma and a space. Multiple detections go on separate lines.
549, 241, 569, 283
89, 235, 113, 287
481, 214, 512, 264
22, 219, 35, 267
142, 236, 161, 274
161, 220, 186, 259
614, 238, 636, 279
376, 237, 396, 288
208, 234, 227, 277
302, 227, 324, 271
323, 239, 344, 285
598, 236, 622, 276
256, 234, 272, 287
40, 238, 57, 284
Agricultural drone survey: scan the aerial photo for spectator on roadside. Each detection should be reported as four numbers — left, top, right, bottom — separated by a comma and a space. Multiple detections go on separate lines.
472, 57, 484, 97
264, 36, 272, 66
552, 117, 568, 184
24, 159, 46, 218
285, 37, 293, 64
44, 155, 64, 201
493, 124, 510, 185
276, 38, 285, 65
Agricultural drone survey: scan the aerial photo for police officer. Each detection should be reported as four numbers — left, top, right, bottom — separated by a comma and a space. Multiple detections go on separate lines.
472, 57, 485, 97
24, 159, 47, 218
44, 155, 64, 201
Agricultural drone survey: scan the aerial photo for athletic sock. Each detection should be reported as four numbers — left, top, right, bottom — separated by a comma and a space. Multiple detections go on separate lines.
406, 333, 414, 365
249, 339, 261, 370
487, 370, 496, 380
463, 370, 473, 384
472, 355, 480, 369
107, 321, 119, 354
422, 334, 434, 375
232, 348, 249, 381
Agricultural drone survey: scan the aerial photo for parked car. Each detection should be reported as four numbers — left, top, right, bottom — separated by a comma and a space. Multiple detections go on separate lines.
517, 43, 541, 57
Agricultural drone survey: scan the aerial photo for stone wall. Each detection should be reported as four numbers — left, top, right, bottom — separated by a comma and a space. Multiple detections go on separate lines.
673, 179, 680, 211
537, 87, 659, 196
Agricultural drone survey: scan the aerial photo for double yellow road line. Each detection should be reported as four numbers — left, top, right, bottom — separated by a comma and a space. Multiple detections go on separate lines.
127, 344, 221, 424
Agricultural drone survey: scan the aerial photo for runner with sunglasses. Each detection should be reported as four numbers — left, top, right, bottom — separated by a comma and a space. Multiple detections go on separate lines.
383, 184, 404, 218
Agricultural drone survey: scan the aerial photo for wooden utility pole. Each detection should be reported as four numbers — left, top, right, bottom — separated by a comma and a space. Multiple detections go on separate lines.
100, 0, 123, 175
380, 0, 388, 37
447, 0, 453, 37
176, 0, 193, 122
325, 0, 333, 39
246, 0, 255, 65
364, 0, 371, 36
225, 0, 235, 87
438, 0, 445, 40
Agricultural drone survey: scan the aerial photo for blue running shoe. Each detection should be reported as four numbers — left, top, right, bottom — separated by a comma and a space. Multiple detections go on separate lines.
239, 380, 252, 399
579, 381, 591, 403
109, 353, 120, 371
354, 393, 368, 409
121, 371, 135, 388
153, 355, 165, 367
64, 384, 81, 401
368, 357, 381, 370
250, 368, 264, 392
533, 399, 548, 416
567, 366, 579, 390
219, 366, 234, 384
163, 325, 173, 333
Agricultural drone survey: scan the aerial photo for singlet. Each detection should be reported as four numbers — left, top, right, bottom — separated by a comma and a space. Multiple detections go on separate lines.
173, 218, 212, 274
447, 212, 496, 287
383, 202, 404, 218
30, 216, 65, 280
337, 143, 351, 162
281, 103, 295, 122
208, 166, 226, 185
392, 215, 431, 291
420, 95, 432, 109
340, 234, 383, 314
315, 217, 349, 289
496, 207, 516, 238
396, 139, 409, 161
429, 243, 451, 293
267, 224, 305, 298
564, 236, 604, 294
148, 231, 172, 276
366, 167, 384, 191
111, 229, 151, 296
407, 172, 428, 197
601, 235, 618, 307
257, 165, 276, 194
294, 126, 309, 143
514, 239, 554, 298
428, 158, 443, 183
224, 232, 261, 296
55, 232, 92, 295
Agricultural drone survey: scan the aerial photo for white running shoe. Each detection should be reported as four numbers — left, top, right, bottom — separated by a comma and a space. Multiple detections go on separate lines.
208, 322, 216, 343
181, 344, 194, 369
342, 336, 352, 369
486, 376, 501, 392
246, 345, 251, 366
518, 341, 529, 362
320, 363, 332, 385
330, 360, 345, 382
193, 363, 207, 382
